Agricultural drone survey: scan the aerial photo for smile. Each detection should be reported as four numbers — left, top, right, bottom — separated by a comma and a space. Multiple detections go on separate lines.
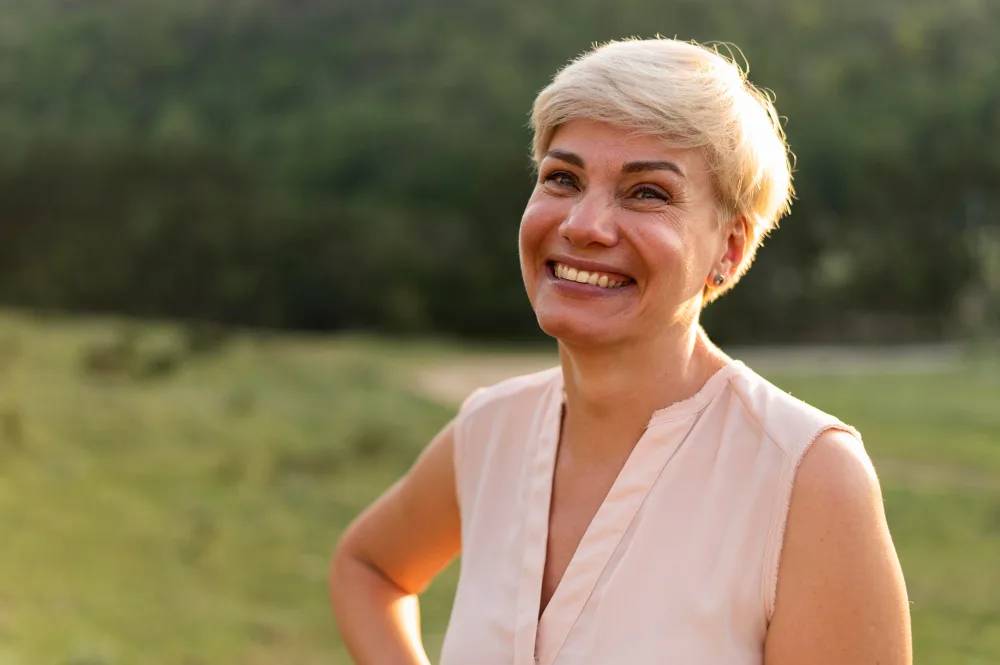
551, 262, 632, 289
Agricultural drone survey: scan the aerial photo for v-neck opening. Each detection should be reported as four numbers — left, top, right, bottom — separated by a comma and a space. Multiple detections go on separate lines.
516, 360, 742, 665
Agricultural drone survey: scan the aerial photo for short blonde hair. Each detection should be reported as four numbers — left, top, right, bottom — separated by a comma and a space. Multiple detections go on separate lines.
530, 38, 793, 302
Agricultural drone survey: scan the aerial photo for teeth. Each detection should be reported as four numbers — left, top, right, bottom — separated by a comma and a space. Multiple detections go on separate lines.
552, 263, 628, 289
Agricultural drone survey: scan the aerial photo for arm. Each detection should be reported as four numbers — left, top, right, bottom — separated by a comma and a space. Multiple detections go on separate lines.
764, 429, 912, 665
330, 419, 462, 665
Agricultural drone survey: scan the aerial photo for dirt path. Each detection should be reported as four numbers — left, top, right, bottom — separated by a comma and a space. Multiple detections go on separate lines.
411, 344, 967, 406
412, 354, 558, 405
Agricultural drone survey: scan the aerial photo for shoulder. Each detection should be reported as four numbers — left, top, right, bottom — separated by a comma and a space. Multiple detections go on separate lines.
793, 428, 879, 510
726, 364, 857, 456
784, 427, 889, 580
763, 428, 912, 664
458, 365, 561, 420
783, 429, 885, 569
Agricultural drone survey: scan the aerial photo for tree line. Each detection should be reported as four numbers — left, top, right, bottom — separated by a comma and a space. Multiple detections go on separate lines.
1, 0, 998, 344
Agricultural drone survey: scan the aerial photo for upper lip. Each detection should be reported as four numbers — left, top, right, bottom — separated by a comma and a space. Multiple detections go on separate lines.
547, 255, 633, 281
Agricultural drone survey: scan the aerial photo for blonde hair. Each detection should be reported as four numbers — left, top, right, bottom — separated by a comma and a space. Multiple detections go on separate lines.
530, 38, 794, 302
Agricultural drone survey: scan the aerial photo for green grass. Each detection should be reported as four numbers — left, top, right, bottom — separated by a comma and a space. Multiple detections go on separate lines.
0, 309, 997, 664
0, 311, 456, 665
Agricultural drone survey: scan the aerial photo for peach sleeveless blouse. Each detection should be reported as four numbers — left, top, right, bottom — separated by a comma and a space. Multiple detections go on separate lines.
438, 360, 862, 665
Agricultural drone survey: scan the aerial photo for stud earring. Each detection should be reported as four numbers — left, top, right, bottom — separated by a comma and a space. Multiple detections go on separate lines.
713, 274, 726, 286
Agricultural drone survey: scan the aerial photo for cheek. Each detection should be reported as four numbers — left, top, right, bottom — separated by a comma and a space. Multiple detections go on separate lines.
627, 215, 712, 295
519, 195, 562, 261
630, 222, 686, 272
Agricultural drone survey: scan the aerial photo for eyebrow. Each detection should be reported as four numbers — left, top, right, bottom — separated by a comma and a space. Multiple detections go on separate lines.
545, 149, 685, 179
545, 149, 585, 168
621, 160, 685, 178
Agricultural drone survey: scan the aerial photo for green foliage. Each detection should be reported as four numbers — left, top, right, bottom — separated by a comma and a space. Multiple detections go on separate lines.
0, 0, 999, 340
0, 309, 456, 663
0, 310, 998, 662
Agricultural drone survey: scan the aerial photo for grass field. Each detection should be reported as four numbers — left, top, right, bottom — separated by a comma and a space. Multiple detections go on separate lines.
0, 310, 998, 664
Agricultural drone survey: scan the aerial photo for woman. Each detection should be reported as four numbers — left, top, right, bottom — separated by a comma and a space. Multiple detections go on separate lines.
331, 38, 912, 665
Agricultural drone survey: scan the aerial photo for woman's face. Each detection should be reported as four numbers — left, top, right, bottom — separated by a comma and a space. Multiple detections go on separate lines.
519, 119, 740, 347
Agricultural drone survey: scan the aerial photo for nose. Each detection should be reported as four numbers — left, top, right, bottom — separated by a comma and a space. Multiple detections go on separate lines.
558, 190, 619, 248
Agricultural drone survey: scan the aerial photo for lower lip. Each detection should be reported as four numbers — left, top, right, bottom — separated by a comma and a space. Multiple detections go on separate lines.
545, 264, 634, 296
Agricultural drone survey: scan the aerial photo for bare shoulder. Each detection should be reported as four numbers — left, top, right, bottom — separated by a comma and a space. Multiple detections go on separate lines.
764, 429, 913, 665
794, 428, 880, 511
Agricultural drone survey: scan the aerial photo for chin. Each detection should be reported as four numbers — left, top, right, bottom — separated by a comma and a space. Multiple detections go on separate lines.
535, 309, 624, 346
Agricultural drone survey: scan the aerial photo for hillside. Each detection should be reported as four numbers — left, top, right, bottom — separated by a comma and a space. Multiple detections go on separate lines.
0, 310, 998, 662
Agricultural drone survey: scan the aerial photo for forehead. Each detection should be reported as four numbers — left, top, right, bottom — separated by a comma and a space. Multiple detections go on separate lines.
546, 119, 711, 181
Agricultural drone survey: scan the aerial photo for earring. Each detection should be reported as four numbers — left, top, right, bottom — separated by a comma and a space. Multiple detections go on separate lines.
713, 274, 725, 286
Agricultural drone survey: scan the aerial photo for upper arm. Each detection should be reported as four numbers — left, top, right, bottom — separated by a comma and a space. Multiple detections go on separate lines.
334, 417, 462, 596
764, 429, 912, 665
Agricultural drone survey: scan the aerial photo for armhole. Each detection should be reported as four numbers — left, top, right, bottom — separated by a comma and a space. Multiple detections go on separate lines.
761, 422, 864, 623
452, 387, 485, 520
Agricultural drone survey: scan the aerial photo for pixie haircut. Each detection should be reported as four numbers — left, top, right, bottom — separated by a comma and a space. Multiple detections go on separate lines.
530, 38, 793, 302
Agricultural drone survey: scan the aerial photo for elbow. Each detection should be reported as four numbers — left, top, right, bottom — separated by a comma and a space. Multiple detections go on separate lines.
329, 524, 384, 598
329, 528, 360, 598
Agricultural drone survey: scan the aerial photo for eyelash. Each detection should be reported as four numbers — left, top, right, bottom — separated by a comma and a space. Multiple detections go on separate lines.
631, 185, 669, 202
544, 171, 578, 189
543, 171, 671, 202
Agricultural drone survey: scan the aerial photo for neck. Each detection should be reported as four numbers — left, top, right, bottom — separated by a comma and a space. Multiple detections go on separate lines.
556, 322, 730, 463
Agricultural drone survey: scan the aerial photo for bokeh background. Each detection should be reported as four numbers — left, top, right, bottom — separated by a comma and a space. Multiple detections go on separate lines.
0, 1, 998, 663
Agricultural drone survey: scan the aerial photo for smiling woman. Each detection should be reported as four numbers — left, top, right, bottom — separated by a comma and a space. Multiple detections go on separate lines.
521, 119, 732, 345
331, 38, 912, 665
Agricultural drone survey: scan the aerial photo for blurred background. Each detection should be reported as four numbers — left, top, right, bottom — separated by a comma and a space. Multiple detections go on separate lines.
0, 0, 997, 663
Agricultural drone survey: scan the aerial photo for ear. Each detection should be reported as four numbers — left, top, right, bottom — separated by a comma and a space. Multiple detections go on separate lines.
706, 216, 749, 287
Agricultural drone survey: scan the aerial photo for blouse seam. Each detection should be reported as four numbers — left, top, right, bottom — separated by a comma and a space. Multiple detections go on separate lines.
727, 381, 796, 627
646, 375, 739, 425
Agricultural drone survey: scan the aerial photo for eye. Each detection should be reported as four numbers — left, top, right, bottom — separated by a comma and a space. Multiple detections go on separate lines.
543, 170, 579, 190
629, 185, 670, 202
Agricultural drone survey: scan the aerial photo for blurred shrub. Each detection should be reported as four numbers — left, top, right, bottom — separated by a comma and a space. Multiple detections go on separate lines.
0, 406, 24, 451
0, 0, 998, 343
79, 327, 186, 381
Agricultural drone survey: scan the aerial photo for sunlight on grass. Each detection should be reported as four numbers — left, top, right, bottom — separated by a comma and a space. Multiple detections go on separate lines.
0, 310, 997, 664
